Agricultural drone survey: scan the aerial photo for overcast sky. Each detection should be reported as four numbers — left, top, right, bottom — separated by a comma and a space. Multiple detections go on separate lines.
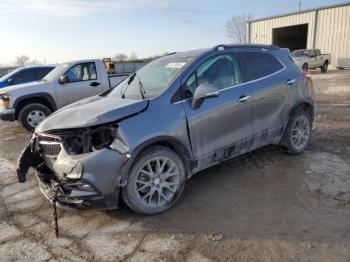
0, 0, 347, 64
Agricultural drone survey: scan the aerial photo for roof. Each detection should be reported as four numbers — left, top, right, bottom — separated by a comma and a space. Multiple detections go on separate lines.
170, 44, 280, 58
212, 44, 279, 50
170, 48, 209, 58
248, 1, 350, 23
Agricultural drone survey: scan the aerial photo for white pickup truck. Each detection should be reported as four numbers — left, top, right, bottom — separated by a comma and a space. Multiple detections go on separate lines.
0, 59, 129, 131
290, 49, 331, 72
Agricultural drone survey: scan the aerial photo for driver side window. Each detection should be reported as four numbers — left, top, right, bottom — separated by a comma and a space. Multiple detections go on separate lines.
185, 54, 242, 98
64, 62, 97, 82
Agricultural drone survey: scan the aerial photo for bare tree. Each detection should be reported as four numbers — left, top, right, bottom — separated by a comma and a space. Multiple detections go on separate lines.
27, 59, 42, 65
226, 14, 253, 43
14, 55, 30, 66
114, 53, 128, 62
129, 52, 138, 61
14, 55, 42, 66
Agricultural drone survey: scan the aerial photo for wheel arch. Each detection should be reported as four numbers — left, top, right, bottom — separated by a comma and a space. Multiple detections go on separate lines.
13, 93, 57, 119
119, 136, 193, 186
289, 99, 315, 122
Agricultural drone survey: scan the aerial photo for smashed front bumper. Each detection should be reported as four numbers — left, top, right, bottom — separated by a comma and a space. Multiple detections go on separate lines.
17, 135, 129, 210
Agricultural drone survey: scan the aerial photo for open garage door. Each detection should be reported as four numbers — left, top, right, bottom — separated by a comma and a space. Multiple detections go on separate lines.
273, 24, 308, 51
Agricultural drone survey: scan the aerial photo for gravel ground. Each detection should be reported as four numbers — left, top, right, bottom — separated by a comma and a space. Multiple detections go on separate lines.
0, 70, 349, 261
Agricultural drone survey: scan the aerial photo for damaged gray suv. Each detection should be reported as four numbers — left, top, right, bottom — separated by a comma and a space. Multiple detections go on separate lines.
17, 44, 315, 214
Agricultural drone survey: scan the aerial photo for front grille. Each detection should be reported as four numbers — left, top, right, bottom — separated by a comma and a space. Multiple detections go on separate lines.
37, 134, 62, 158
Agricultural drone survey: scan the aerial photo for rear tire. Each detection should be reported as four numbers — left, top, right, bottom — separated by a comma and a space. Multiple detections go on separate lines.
18, 103, 51, 132
321, 61, 328, 73
282, 108, 312, 154
122, 146, 186, 215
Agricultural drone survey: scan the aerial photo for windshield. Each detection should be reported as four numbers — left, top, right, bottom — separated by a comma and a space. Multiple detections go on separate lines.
42, 63, 70, 82
108, 55, 194, 100
291, 50, 309, 57
0, 67, 21, 82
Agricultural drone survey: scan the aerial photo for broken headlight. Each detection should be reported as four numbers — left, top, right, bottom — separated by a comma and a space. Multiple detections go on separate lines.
51, 125, 129, 156
90, 125, 129, 154
90, 126, 116, 150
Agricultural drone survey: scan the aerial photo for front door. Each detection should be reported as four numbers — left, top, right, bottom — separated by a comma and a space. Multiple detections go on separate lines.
56, 62, 102, 107
182, 53, 253, 159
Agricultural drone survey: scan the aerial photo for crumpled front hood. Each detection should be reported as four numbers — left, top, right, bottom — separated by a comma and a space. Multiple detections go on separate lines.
36, 95, 148, 132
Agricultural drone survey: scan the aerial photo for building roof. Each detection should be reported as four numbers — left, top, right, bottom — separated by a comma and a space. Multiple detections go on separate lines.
248, 1, 350, 23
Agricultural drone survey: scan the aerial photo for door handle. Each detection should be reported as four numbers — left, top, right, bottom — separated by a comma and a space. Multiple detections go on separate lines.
90, 82, 100, 87
237, 95, 250, 103
286, 79, 295, 85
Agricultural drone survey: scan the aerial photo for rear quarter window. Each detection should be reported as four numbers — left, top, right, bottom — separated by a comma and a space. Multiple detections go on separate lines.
244, 52, 284, 81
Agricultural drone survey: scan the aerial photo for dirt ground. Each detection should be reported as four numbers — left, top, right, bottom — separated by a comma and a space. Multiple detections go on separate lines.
0, 70, 349, 261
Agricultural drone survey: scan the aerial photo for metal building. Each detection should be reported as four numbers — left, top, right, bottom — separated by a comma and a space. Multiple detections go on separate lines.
247, 2, 350, 69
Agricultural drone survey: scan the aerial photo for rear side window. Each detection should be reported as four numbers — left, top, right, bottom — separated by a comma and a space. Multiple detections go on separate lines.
315, 49, 321, 56
185, 53, 242, 97
11, 69, 36, 83
35, 67, 53, 80
244, 52, 284, 81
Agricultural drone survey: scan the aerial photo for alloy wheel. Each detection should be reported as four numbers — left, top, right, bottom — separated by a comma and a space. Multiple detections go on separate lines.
290, 115, 310, 150
135, 157, 180, 207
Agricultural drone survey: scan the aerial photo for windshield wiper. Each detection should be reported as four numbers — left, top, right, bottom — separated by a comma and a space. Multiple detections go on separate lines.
121, 72, 146, 100
137, 76, 146, 100
121, 72, 136, 99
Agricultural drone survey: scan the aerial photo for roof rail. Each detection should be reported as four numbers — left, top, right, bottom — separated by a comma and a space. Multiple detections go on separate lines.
212, 44, 280, 51
167, 52, 177, 56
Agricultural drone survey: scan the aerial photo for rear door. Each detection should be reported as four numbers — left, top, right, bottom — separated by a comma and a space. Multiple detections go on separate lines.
309, 50, 318, 68
56, 62, 103, 107
314, 49, 323, 67
182, 52, 254, 159
242, 51, 291, 141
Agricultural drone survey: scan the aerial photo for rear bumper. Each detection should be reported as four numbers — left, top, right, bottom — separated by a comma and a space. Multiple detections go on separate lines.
0, 108, 15, 121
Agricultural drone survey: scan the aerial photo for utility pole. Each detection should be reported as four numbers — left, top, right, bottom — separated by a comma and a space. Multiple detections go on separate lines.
299, 1, 302, 12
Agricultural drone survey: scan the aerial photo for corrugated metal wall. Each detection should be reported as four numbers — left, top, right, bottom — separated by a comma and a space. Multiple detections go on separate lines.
249, 4, 350, 69
316, 5, 350, 69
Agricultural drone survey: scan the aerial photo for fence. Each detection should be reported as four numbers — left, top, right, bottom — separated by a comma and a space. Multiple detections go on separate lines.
115, 63, 146, 73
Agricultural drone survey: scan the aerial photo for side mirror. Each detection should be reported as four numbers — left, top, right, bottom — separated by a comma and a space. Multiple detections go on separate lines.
191, 83, 219, 109
7, 78, 13, 84
59, 75, 69, 84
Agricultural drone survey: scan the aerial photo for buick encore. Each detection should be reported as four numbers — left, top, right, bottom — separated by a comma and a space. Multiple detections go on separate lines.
17, 44, 315, 214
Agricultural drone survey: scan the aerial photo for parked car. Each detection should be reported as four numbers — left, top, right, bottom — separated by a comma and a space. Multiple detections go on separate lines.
0, 65, 55, 89
290, 49, 331, 72
17, 44, 315, 215
0, 59, 129, 131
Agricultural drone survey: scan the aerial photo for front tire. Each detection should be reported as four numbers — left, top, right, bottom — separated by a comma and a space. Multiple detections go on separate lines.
321, 61, 328, 73
122, 146, 186, 215
18, 103, 51, 132
282, 108, 312, 154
